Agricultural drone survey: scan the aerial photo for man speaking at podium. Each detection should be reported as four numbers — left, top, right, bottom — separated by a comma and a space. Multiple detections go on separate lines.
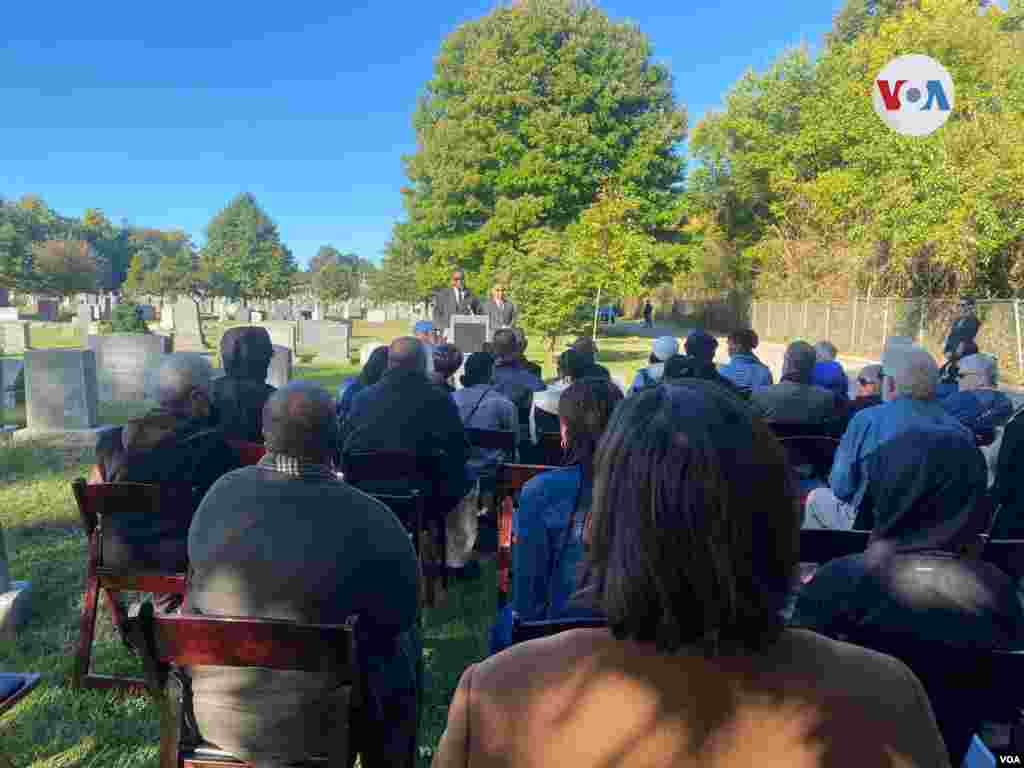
433, 268, 482, 338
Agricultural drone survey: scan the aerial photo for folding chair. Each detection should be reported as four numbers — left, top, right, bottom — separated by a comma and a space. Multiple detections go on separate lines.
0, 673, 41, 768
495, 463, 557, 607
465, 428, 516, 456
365, 490, 434, 607
342, 452, 448, 592
138, 610, 402, 768
226, 440, 266, 466
71, 478, 190, 692
510, 615, 607, 647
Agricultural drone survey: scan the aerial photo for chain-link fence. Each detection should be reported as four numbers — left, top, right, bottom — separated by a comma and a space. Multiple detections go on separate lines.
749, 298, 1024, 385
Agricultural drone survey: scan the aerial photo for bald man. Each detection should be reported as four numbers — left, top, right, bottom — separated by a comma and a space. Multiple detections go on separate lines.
90, 354, 241, 598
185, 381, 421, 765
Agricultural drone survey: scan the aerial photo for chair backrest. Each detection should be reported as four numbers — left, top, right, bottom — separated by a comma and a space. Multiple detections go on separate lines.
465, 427, 517, 453
799, 528, 870, 564
365, 490, 424, 555
341, 451, 440, 495
510, 615, 608, 646
779, 435, 840, 480
228, 439, 266, 466
992, 407, 1024, 538
979, 536, 1024, 584
537, 432, 565, 467
495, 463, 557, 507
495, 463, 558, 605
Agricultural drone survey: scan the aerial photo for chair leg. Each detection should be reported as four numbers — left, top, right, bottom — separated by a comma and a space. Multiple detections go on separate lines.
74, 571, 101, 688
106, 589, 128, 629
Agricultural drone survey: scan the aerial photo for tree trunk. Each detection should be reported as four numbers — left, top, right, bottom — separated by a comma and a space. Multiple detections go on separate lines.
592, 284, 602, 339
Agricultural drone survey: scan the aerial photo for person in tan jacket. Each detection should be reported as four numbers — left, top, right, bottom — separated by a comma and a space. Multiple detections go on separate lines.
432, 380, 950, 768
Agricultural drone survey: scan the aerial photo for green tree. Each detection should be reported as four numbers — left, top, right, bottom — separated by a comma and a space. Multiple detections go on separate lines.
369, 226, 431, 306
32, 239, 98, 299
122, 252, 149, 297
313, 261, 359, 306
201, 193, 297, 304
399, 0, 687, 292
110, 300, 150, 333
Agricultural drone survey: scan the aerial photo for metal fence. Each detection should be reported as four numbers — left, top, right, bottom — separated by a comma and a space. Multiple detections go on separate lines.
749, 299, 1024, 384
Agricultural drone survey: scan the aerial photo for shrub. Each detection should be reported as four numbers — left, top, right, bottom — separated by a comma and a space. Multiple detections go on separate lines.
110, 301, 150, 334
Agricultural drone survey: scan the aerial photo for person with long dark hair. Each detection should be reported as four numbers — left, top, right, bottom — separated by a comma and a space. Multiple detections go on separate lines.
434, 381, 949, 768
490, 377, 623, 652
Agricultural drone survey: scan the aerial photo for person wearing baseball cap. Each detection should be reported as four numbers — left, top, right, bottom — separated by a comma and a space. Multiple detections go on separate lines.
629, 336, 678, 395
849, 364, 884, 416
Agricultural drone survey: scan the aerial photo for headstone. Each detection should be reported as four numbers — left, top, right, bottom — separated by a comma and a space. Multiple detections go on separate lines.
312, 303, 324, 321
172, 299, 205, 352
449, 315, 489, 356
267, 345, 292, 389
90, 334, 171, 401
0, 360, 20, 409
0, 322, 29, 354
0, 308, 18, 322
24, 348, 99, 430
77, 305, 92, 327
299, 320, 350, 360
367, 309, 387, 323
101, 296, 112, 321
270, 303, 294, 322
0, 522, 32, 640
237, 307, 253, 323
37, 299, 58, 321
160, 304, 175, 330
258, 322, 297, 351
251, 310, 264, 323
138, 304, 156, 322
0, 288, 8, 307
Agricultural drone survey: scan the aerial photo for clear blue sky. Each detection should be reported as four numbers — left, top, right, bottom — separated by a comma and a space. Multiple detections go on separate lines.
1, 1, 851, 266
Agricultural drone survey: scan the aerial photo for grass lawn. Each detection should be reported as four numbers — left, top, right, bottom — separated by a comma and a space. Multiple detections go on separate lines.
0, 320, 676, 767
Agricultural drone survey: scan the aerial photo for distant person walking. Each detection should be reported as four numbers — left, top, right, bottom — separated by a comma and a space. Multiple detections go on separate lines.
642, 299, 653, 328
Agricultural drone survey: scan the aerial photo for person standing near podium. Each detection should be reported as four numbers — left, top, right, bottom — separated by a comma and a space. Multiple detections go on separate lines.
483, 283, 517, 333
433, 269, 483, 340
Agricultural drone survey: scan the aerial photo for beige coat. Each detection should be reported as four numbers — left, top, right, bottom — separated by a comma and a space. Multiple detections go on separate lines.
432, 627, 949, 768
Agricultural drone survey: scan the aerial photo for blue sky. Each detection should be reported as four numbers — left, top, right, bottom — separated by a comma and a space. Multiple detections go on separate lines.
0, 1, 855, 266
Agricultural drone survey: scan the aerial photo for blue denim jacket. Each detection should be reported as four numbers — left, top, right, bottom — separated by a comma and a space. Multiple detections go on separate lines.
719, 353, 774, 392
941, 389, 1015, 435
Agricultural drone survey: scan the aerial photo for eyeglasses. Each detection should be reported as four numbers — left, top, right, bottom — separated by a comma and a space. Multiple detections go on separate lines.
857, 378, 874, 386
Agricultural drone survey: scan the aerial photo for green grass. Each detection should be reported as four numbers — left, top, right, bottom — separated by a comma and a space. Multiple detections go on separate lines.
0, 321, 670, 767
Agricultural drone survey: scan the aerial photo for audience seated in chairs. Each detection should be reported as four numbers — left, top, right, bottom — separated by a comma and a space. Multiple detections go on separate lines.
182, 381, 421, 766
627, 335, 678, 395
805, 342, 988, 532
491, 378, 623, 653
491, 328, 545, 443
433, 381, 950, 768
342, 336, 475, 577
90, 352, 241, 613
812, 340, 850, 402
792, 474, 1024, 766
750, 340, 846, 434
571, 336, 611, 380
209, 326, 276, 443
432, 343, 463, 396
681, 329, 746, 398
719, 328, 773, 395
337, 343, 388, 424
662, 351, 745, 399
940, 353, 1014, 450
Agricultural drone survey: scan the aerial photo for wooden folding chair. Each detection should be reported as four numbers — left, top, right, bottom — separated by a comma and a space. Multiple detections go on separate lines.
510, 615, 607, 647
142, 611, 396, 768
0, 673, 41, 768
226, 440, 266, 466
495, 463, 557, 607
364, 490, 434, 607
71, 478, 190, 692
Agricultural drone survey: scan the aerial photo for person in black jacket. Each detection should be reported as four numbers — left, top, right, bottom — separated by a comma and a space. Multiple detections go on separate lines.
432, 269, 482, 337
210, 326, 275, 443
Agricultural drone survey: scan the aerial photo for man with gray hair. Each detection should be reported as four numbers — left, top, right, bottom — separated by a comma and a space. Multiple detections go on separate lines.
804, 342, 986, 531
90, 352, 242, 610
940, 353, 1014, 446
184, 381, 420, 765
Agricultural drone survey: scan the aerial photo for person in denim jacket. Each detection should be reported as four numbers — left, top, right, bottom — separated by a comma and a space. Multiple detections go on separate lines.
719, 329, 774, 395
490, 378, 622, 652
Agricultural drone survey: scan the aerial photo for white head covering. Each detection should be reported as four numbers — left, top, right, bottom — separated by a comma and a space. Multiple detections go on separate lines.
530, 382, 568, 444
652, 336, 679, 362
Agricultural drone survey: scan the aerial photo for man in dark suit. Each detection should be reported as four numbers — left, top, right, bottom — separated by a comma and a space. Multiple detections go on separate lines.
483, 284, 517, 333
432, 269, 482, 338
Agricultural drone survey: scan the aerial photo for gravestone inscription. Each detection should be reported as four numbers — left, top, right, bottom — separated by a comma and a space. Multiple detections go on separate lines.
24, 348, 99, 430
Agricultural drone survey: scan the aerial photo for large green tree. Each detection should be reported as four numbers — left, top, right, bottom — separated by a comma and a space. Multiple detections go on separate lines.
398, 0, 688, 294
32, 239, 99, 299
201, 193, 297, 304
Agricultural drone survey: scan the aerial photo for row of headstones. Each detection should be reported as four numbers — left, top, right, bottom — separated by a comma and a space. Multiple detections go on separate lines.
9, 337, 296, 433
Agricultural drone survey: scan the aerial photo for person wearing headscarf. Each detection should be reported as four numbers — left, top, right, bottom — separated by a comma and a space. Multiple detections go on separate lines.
749, 340, 845, 431
432, 343, 464, 395
210, 326, 276, 443
628, 336, 678, 395
793, 438, 1024, 765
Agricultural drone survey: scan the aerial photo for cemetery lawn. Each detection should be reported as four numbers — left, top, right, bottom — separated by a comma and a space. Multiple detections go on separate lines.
0, 322, 667, 767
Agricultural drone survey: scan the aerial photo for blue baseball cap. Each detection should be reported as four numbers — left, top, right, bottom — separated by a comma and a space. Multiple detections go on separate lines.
413, 320, 434, 334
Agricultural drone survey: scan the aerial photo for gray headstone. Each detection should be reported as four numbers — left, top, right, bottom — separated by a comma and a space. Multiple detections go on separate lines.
100, 296, 112, 321
299, 320, 350, 360
449, 314, 489, 356
91, 334, 171, 401
37, 299, 58, 322
251, 310, 265, 323
258, 322, 297, 351
77, 305, 93, 327
24, 348, 99, 430
0, 322, 29, 354
312, 303, 324, 321
267, 345, 292, 389
367, 309, 387, 323
270, 303, 294, 322
172, 299, 205, 351
0, 308, 18, 322
0, 288, 8, 307
237, 307, 253, 323
159, 304, 174, 330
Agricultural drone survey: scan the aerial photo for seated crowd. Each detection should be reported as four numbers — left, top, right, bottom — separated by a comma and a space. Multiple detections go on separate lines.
84, 319, 1023, 767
